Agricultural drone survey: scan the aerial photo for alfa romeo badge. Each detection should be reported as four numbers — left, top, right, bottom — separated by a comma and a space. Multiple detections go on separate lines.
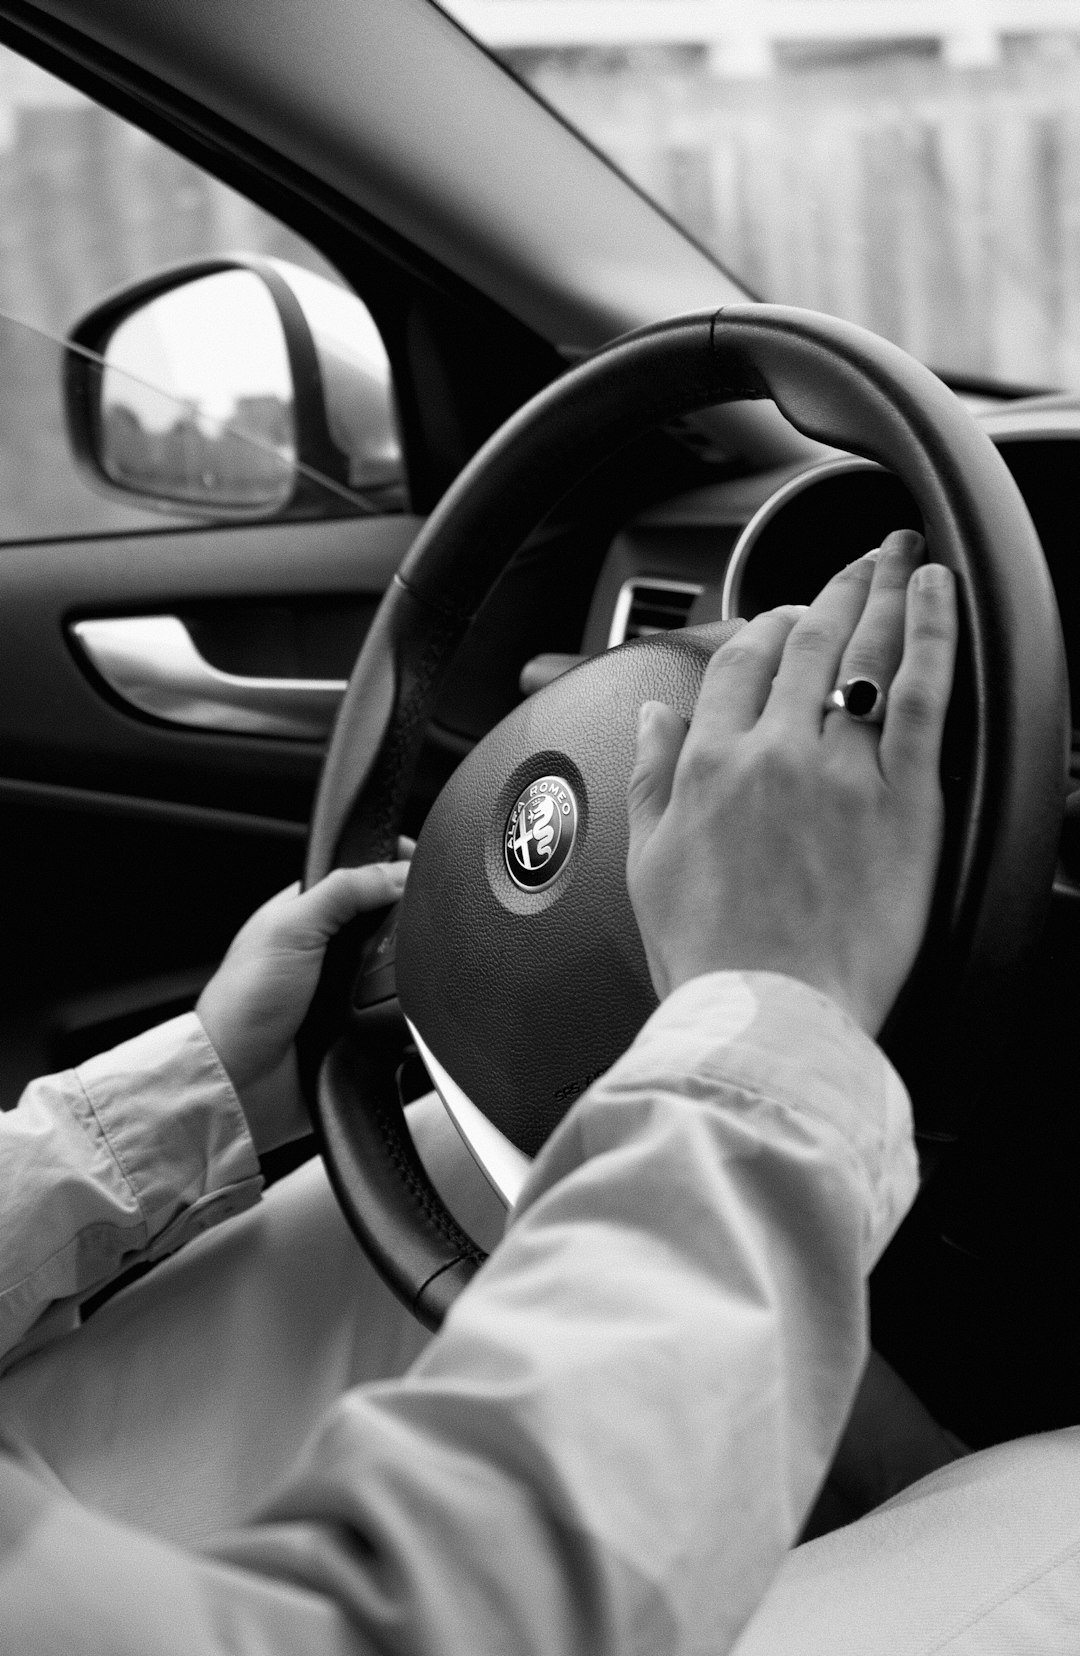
504, 775, 578, 890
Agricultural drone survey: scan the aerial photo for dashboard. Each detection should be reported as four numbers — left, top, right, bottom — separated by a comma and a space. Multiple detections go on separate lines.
584, 406, 1080, 757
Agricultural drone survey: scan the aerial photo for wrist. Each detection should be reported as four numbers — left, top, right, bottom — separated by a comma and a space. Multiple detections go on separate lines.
196, 1007, 308, 1157
230, 1053, 310, 1157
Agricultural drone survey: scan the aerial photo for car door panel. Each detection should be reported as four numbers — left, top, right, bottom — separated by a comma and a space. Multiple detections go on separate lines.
0, 514, 419, 810
0, 512, 420, 1086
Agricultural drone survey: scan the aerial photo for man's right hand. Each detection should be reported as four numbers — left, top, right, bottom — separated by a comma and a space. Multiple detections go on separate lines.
625, 529, 957, 1037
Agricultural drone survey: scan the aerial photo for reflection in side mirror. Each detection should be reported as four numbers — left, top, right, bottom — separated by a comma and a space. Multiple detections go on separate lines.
66, 256, 405, 521
99, 269, 297, 513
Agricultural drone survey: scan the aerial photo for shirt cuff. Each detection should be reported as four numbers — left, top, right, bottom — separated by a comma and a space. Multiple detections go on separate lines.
73, 1010, 263, 1264
0, 1013, 263, 1371
592, 971, 918, 1271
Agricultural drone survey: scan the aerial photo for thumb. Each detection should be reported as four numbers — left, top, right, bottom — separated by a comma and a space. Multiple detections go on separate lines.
627, 701, 687, 850
294, 862, 409, 945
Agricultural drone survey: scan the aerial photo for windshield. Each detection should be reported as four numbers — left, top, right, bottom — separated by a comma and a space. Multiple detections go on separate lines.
445, 1, 1080, 394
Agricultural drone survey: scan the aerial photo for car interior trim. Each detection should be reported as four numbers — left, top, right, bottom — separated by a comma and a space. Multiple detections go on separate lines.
406, 1017, 529, 1211
980, 408, 1080, 443
606, 575, 705, 648
720, 454, 885, 620
71, 616, 348, 741
0, 773, 307, 838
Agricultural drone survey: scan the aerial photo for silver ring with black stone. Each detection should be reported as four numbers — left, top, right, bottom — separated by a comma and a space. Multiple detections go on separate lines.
824, 676, 887, 725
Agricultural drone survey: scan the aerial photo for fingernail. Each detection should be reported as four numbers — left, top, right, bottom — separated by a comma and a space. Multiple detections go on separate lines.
637, 701, 657, 735
385, 862, 409, 892
915, 562, 952, 590
884, 528, 926, 555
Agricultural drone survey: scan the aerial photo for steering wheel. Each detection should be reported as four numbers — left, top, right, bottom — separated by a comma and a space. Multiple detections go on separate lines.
301, 305, 1069, 1330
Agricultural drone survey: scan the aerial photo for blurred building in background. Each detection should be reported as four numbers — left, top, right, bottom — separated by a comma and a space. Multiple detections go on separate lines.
0, 51, 331, 339
446, 2, 1080, 76
447, 0, 1080, 389
3, 8, 1080, 541
0, 50, 334, 541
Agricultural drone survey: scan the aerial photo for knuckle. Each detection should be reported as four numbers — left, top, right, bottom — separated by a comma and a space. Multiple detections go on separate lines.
753, 737, 802, 788
679, 742, 718, 791
325, 868, 360, 898
891, 680, 939, 731
834, 560, 874, 591
713, 638, 762, 675
912, 611, 955, 646
786, 619, 834, 657
873, 550, 916, 588
843, 651, 887, 683
832, 765, 872, 815
626, 757, 655, 812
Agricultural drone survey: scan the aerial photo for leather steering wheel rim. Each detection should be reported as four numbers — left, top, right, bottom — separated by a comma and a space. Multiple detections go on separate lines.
302, 305, 1069, 1330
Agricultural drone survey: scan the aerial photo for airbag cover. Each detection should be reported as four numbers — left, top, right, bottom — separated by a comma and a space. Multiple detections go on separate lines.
396, 621, 741, 1154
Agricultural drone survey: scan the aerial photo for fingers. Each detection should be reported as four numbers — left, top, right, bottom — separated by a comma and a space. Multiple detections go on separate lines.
826, 530, 925, 738
290, 862, 410, 943
879, 563, 957, 789
255, 881, 302, 914
627, 700, 688, 848
764, 550, 880, 727
690, 605, 805, 737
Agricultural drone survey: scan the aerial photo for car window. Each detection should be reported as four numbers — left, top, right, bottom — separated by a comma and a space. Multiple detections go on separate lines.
0, 42, 401, 541
448, 0, 1080, 392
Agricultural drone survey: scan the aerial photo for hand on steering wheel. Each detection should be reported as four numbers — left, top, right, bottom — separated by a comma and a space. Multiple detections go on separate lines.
628, 530, 958, 1035
302, 306, 1067, 1328
198, 850, 411, 1154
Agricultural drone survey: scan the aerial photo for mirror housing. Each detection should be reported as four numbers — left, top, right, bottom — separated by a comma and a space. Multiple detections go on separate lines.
64, 256, 404, 520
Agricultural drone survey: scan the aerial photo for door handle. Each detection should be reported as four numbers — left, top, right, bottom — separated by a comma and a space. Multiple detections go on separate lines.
70, 615, 347, 740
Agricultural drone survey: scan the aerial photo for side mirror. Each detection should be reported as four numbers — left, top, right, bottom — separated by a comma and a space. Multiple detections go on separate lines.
64, 256, 405, 519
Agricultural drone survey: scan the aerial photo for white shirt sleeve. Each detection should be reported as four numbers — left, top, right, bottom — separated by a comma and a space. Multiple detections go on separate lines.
0, 972, 918, 1656
0, 1012, 262, 1370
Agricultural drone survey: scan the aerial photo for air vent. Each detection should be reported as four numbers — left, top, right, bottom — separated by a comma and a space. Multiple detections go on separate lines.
608, 578, 703, 648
